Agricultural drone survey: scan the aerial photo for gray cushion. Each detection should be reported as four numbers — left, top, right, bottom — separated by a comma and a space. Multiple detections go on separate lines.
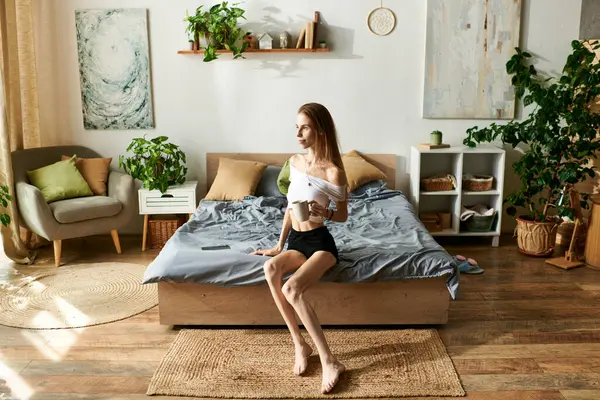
49, 196, 122, 224
255, 165, 284, 197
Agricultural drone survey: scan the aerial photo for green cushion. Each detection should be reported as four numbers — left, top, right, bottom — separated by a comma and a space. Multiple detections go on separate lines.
27, 156, 93, 203
277, 159, 291, 195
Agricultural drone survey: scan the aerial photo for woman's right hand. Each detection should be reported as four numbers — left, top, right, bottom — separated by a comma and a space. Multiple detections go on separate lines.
251, 247, 282, 257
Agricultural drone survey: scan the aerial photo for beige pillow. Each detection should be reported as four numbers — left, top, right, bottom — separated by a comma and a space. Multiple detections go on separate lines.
205, 158, 268, 200
62, 155, 112, 196
342, 150, 388, 192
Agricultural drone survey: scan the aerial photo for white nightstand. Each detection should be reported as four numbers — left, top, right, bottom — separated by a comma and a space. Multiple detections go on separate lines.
138, 181, 198, 251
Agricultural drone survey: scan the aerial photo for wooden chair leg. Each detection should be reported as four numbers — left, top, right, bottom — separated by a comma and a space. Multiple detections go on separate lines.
53, 240, 61, 267
111, 230, 122, 254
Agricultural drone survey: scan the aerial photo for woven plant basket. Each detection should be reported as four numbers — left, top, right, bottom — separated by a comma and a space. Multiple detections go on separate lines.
515, 217, 559, 257
149, 217, 185, 250
421, 174, 456, 192
462, 174, 493, 191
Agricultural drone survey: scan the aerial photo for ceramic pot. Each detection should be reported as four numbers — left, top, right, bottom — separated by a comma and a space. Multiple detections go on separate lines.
430, 132, 442, 145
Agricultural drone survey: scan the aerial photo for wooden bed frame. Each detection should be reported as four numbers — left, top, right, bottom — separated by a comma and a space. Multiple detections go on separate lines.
157, 153, 450, 326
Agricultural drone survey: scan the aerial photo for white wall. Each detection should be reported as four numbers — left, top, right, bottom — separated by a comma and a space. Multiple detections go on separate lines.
33, 0, 582, 233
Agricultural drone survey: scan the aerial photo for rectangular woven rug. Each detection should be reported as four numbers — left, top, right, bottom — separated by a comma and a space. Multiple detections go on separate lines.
147, 328, 465, 398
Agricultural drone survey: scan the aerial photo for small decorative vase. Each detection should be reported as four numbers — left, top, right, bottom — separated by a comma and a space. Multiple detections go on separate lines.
280, 31, 291, 49
319, 42, 327, 48
430, 132, 443, 145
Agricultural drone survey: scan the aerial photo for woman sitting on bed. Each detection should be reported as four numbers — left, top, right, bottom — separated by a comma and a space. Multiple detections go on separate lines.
252, 102, 348, 394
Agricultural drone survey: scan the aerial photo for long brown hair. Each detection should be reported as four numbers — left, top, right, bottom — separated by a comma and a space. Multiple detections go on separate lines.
298, 103, 345, 172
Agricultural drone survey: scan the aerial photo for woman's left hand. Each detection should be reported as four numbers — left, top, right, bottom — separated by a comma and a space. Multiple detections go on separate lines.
308, 201, 328, 218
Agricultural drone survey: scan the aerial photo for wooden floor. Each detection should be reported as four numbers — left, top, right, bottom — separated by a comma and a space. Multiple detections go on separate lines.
1, 234, 600, 400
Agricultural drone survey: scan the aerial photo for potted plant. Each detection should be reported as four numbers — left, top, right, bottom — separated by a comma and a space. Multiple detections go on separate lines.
430, 130, 443, 146
463, 40, 600, 256
184, 2, 248, 62
119, 136, 188, 194
0, 185, 11, 227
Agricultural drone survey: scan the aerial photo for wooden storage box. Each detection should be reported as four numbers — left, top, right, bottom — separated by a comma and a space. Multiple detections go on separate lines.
420, 212, 452, 232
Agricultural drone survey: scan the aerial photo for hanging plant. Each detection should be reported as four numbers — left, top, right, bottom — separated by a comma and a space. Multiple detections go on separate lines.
184, 2, 248, 62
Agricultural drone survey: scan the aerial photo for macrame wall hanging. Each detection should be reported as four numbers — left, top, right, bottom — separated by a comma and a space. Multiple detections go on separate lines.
367, 1, 396, 36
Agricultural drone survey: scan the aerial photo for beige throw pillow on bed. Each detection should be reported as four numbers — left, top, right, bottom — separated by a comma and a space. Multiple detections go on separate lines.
205, 158, 268, 201
342, 150, 388, 192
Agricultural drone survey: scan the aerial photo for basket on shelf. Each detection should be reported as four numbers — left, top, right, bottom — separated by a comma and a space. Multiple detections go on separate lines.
462, 174, 493, 191
460, 204, 497, 232
421, 174, 456, 192
461, 212, 497, 232
148, 216, 186, 249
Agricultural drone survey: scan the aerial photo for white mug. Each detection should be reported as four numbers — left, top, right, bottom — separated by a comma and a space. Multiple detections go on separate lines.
291, 200, 310, 222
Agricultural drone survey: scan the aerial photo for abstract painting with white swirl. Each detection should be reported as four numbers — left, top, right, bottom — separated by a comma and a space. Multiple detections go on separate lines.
75, 9, 154, 130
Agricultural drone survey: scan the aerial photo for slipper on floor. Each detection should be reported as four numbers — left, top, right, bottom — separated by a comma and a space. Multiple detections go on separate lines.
454, 255, 484, 274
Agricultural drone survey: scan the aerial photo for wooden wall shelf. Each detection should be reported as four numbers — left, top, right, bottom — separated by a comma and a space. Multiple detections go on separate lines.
178, 48, 330, 54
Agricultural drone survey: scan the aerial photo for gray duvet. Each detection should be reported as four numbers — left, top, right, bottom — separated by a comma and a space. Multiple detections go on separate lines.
142, 189, 460, 299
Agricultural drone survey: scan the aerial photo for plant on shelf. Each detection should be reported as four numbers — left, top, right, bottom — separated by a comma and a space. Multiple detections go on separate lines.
184, 2, 248, 62
430, 130, 443, 145
0, 185, 11, 227
119, 136, 188, 194
463, 40, 600, 256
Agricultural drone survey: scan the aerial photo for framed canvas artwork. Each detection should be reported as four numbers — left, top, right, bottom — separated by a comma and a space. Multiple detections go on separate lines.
75, 9, 154, 130
423, 0, 522, 119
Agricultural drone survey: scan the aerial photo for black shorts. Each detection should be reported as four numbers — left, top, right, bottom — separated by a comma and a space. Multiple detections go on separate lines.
287, 226, 339, 262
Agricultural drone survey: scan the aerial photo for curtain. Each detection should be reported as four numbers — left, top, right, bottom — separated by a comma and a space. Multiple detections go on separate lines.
0, 0, 40, 263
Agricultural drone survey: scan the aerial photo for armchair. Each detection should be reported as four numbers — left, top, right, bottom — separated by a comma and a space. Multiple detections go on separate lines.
12, 146, 136, 266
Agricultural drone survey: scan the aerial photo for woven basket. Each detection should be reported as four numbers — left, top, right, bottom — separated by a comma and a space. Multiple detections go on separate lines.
461, 212, 497, 232
421, 174, 456, 192
149, 217, 185, 250
462, 174, 493, 191
515, 217, 559, 257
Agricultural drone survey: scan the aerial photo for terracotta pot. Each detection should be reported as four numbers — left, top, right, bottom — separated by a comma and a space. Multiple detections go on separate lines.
515, 216, 559, 257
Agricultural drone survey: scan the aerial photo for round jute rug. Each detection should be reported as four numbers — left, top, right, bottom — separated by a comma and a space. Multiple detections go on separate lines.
0, 262, 157, 329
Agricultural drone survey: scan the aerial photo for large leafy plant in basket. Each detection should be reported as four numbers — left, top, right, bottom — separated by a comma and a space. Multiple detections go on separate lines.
119, 136, 188, 194
463, 40, 600, 255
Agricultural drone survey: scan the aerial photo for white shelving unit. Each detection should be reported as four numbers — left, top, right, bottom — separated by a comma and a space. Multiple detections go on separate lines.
409, 145, 506, 247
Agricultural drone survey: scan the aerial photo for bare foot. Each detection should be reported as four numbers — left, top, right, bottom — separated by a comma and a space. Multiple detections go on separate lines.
321, 360, 345, 394
294, 342, 313, 375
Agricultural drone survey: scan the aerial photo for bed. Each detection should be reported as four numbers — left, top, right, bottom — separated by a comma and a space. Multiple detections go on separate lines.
142, 153, 459, 326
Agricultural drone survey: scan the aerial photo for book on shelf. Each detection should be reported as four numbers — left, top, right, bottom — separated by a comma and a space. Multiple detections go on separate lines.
313, 11, 320, 48
296, 28, 306, 49
305, 22, 314, 49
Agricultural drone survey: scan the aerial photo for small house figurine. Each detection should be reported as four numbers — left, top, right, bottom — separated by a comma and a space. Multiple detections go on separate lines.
258, 33, 273, 50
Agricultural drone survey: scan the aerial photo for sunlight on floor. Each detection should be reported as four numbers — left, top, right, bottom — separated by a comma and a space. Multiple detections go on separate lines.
27, 281, 46, 295
20, 308, 86, 362
55, 296, 91, 326
20, 328, 61, 362
18, 296, 89, 362
0, 360, 34, 400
